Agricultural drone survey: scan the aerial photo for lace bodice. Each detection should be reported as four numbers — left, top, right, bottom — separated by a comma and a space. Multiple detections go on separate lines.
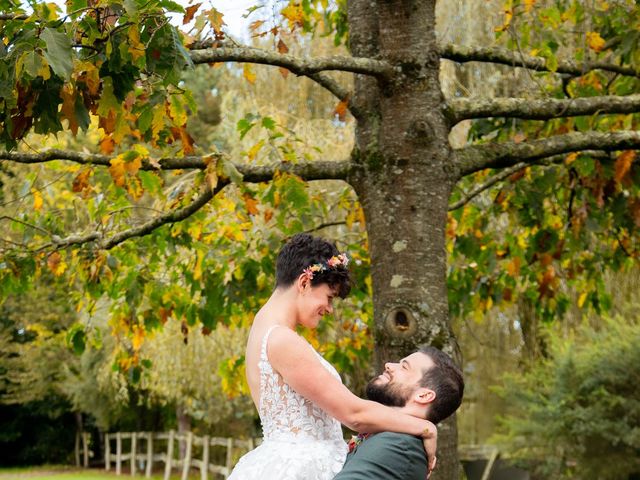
258, 325, 345, 443
227, 326, 347, 479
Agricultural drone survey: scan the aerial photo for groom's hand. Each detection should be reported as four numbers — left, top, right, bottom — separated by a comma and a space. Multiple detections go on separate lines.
427, 456, 437, 479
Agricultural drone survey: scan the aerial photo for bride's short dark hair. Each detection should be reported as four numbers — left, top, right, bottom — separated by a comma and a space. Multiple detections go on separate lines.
275, 233, 351, 298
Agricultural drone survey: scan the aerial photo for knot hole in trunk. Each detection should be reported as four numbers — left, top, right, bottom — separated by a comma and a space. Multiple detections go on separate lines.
385, 306, 418, 337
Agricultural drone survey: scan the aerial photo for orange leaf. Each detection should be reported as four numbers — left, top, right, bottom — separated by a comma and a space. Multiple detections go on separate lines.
108, 158, 126, 187
72, 168, 92, 195
60, 84, 79, 135
250, 20, 265, 32
183, 2, 201, 24
243, 193, 259, 215
614, 151, 635, 183
277, 38, 289, 54
334, 99, 348, 122
278, 67, 289, 79
100, 135, 115, 154
506, 257, 521, 277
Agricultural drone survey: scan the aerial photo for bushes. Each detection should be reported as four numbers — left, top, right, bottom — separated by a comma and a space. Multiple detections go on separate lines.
493, 316, 640, 479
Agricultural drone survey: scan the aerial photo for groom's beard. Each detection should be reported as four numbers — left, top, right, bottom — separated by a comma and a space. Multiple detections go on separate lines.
365, 377, 414, 407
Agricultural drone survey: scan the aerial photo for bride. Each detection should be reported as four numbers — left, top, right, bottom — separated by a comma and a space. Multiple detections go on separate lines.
228, 234, 437, 480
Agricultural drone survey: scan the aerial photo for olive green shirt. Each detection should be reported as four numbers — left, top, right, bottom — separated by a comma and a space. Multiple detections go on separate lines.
334, 432, 428, 480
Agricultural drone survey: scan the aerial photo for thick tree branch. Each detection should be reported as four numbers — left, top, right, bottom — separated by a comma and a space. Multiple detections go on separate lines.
0, 13, 28, 20
449, 94, 640, 123
189, 46, 394, 79
440, 43, 640, 78
0, 149, 352, 179
455, 131, 640, 177
3, 151, 352, 250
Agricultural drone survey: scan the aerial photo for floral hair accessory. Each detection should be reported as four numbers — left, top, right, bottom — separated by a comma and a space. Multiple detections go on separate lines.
301, 253, 349, 282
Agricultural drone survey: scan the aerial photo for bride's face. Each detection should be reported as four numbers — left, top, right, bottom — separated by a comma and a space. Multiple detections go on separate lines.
298, 282, 337, 329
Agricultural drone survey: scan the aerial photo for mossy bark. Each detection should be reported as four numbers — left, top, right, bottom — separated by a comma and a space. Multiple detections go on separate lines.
348, 1, 461, 478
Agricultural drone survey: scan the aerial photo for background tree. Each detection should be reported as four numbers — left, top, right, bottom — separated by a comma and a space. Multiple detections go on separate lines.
1, 1, 640, 478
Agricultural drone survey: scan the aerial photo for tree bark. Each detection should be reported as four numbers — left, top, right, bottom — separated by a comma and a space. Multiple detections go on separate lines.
348, 1, 461, 478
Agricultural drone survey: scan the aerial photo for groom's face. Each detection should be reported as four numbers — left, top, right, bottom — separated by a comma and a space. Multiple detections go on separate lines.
366, 352, 434, 407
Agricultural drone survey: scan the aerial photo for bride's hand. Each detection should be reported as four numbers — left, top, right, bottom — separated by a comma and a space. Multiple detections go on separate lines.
420, 421, 437, 478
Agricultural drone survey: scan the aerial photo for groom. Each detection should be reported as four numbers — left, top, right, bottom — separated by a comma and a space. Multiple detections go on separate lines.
334, 346, 464, 480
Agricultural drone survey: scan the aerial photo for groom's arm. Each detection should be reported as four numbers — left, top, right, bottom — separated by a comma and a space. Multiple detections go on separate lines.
334, 432, 428, 480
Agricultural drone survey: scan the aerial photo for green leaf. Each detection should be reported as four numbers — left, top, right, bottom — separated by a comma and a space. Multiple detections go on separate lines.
41, 28, 73, 80
262, 116, 276, 130
237, 118, 255, 139
66, 324, 86, 355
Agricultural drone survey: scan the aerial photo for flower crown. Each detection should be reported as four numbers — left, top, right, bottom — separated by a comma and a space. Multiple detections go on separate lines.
301, 253, 349, 282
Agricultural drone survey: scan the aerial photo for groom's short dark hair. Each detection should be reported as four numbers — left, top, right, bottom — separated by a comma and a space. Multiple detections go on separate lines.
418, 346, 464, 424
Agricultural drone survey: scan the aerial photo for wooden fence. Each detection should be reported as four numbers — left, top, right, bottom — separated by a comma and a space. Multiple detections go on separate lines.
104, 431, 259, 480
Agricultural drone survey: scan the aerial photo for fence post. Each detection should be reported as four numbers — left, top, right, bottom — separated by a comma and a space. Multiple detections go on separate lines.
181, 432, 193, 480
105, 433, 111, 471
164, 430, 174, 480
201, 435, 209, 480
82, 432, 90, 467
225, 438, 234, 474
131, 432, 137, 476
116, 432, 122, 476
146, 432, 154, 478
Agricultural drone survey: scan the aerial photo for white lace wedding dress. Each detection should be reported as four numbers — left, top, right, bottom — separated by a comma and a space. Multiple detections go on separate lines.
228, 325, 347, 479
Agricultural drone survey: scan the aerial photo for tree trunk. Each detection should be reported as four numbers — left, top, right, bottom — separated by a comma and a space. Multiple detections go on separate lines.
176, 405, 191, 460
348, 1, 461, 478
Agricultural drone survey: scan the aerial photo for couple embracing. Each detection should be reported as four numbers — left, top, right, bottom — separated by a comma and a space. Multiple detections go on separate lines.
228, 234, 464, 480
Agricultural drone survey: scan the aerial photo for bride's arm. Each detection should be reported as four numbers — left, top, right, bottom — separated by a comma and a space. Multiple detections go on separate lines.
267, 328, 437, 440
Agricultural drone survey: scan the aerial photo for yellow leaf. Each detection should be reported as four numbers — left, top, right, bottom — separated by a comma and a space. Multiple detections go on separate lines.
131, 326, 145, 351
127, 27, 146, 62
243, 64, 257, 84
207, 8, 225, 36
587, 31, 606, 52
565, 152, 578, 165
524, 0, 536, 12
193, 250, 204, 281
247, 140, 264, 161
577, 292, 588, 308
169, 95, 187, 126
281, 3, 304, 30
32, 189, 43, 211
47, 252, 67, 276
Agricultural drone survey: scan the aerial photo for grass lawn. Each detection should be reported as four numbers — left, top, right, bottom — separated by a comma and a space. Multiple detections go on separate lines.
0, 467, 204, 480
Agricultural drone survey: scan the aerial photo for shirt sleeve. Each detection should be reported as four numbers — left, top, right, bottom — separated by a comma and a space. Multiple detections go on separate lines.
333, 432, 428, 480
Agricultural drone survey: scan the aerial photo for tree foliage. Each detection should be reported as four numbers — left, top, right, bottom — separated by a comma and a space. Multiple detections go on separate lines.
493, 313, 640, 480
